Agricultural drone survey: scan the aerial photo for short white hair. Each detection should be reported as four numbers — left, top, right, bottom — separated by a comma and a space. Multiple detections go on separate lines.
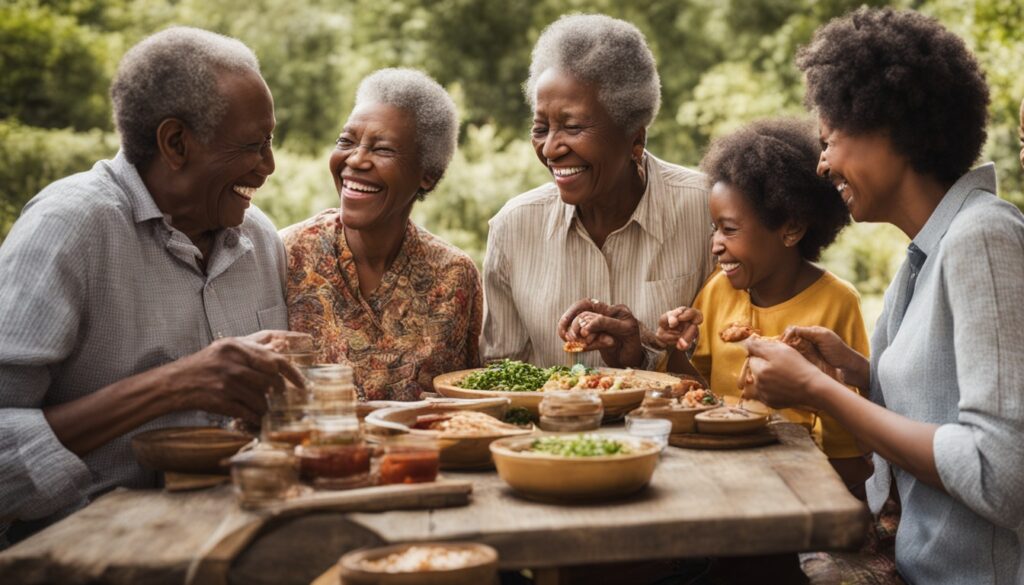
111, 26, 261, 165
355, 68, 459, 184
524, 14, 661, 134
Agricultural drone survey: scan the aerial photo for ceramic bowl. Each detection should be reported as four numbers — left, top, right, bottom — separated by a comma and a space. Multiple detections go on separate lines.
489, 434, 660, 502
364, 398, 533, 470
694, 407, 769, 435
131, 426, 254, 474
338, 542, 498, 585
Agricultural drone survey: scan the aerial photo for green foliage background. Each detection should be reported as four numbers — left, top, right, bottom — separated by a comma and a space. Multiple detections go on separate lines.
2, 0, 1022, 328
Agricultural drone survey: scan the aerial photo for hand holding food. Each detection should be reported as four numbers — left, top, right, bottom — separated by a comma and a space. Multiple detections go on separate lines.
656, 306, 703, 351
740, 335, 826, 410
557, 298, 644, 368
782, 326, 869, 390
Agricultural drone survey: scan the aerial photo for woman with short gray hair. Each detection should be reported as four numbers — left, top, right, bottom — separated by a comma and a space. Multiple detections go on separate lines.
282, 68, 481, 401
482, 14, 715, 370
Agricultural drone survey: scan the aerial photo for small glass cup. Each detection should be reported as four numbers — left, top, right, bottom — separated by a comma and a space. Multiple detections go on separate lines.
261, 410, 311, 448
296, 442, 373, 489
304, 364, 360, 445
230, 448, 297, 508
276, 332, 316, 366
538, 391, 603, 432
625, 415, 672, 450
378, 437, 440, 485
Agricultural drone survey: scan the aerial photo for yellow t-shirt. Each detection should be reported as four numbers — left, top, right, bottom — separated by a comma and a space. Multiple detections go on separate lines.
689, 269, 869, 458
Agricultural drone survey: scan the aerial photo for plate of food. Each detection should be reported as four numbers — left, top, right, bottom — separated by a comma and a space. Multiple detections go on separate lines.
694, 405, 770, 435
627, 385, 723, 433
433, 360, 683, 419
337, 542, 498, 585
365, 398, 534, 469
489, 433, 660, 501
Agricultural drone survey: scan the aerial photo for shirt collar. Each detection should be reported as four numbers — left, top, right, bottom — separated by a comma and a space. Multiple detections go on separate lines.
110, 150, 165, 225
911, 163, 997, 257
544, 151, 664, 243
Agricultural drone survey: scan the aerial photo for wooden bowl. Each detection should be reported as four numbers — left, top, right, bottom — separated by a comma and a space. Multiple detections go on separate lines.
364, 399, 533, 470
433, 368, 679, 419
489, 434, 660, 502
131, 426, 254, 474
628, 402, 720, 434
694, 407, 769, 435
338, 542, 498, 585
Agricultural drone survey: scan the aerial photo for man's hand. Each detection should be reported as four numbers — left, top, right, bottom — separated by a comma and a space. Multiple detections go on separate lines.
558, 299, 644, 368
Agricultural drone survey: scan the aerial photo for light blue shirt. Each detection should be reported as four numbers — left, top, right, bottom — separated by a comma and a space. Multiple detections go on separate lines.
0, 152, 288, 541
867, 164, 1024, 584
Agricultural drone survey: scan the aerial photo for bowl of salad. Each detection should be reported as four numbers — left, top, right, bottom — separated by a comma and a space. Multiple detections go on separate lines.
433, 360, 681, 419
489, 433, 660, 501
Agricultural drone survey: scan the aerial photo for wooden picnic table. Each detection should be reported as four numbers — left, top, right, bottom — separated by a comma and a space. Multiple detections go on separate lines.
0, 423, 868, 585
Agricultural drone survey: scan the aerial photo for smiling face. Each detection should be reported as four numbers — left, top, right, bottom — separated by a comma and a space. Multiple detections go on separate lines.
530, 68, 641, 207
709, 181, 797, 292
330, 102, 433, 232
816, 117, 911, 223
184, 70, 276, 231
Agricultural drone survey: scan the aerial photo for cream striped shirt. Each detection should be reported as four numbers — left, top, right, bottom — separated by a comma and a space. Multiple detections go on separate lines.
481, 153, 715, 368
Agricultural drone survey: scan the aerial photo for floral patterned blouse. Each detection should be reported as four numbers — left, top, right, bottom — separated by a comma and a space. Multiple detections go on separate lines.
282, 210, 482, 401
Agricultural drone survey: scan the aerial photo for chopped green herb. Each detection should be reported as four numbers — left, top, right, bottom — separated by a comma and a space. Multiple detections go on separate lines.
457, 360, 597, 392
502, 406, 536, 427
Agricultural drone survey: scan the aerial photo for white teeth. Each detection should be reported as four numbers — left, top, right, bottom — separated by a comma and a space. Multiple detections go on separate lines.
233, 185, 257, 197
552, 166, 586, 177
837, 181, 848, 193
720, 262, 740, 271
343, 180, 381, 193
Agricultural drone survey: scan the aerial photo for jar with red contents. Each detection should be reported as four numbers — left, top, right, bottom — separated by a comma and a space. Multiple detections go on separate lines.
378, 437, 440, 485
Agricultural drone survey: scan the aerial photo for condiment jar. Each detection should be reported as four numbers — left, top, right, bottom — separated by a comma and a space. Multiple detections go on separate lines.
229, 448, 297, 508
303, 364, 360, 445
538, 391, 603, 432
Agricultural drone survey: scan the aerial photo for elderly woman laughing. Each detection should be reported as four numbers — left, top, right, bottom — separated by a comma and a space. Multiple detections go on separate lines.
282, 69, 482, 401
482, 14, 714, 369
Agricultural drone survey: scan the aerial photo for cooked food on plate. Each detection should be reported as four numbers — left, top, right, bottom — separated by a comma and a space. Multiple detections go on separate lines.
456, 359, 670, 394
528, 435, 632, 457
359, 545, 488, 573
411, 411, 524, 437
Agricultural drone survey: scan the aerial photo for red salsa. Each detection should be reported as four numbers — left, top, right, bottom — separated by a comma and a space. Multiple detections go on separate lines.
297, 444, 372, 481
379, 448, 440, 484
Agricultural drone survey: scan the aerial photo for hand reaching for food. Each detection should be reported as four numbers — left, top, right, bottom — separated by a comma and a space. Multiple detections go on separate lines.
656, 306, 703, 351
557, 298, 644, 368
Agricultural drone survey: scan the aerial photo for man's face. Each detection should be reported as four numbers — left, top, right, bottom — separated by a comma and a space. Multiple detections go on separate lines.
182, 70, 276, 232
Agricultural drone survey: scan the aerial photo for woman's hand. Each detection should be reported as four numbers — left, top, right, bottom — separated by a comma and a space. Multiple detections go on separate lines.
741, 336, 830, 411
558, 299, 644, 368
656, 306, 703, 351
781, 326, 869, 390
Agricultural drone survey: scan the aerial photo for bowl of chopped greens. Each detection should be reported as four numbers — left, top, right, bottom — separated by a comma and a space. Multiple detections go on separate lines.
433, 361, 678, 419
489, 433, 660, 501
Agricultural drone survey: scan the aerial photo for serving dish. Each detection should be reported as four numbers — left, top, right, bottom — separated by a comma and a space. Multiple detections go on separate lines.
694, 406, 769, 435
131, 426, 254, 474
434, 367, 680, 419
338, 542, 498, 585
489, 434, 660, 501
364, 398, 532, 469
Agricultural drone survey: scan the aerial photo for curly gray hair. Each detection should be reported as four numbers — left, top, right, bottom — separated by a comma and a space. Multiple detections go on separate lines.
111, 27, 262, 165
354, 68, 459, 186
524, 14, 661, 134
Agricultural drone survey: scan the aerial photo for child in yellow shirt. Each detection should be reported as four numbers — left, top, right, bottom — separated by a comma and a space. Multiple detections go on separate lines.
658, 118, 872, 492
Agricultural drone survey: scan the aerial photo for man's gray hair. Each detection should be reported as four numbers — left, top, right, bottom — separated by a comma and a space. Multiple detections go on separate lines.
111, 27, 262, 165
355, 68, 459, 184
524, 14, 661, 134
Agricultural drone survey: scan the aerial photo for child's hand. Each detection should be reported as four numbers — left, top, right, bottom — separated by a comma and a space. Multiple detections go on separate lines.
656, 306, 703, 351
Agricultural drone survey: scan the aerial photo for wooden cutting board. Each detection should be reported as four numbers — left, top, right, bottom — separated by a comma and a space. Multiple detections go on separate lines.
186, 479, 472, 585
669, 426, 777, 450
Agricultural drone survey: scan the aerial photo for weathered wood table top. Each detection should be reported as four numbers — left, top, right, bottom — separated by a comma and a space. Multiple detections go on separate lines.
0, 423, 869, 585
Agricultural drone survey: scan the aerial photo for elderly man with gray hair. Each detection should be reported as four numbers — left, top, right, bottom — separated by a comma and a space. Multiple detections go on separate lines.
482, 14, 714, 371
282, 68, 482, 401
0, 27, 301, 546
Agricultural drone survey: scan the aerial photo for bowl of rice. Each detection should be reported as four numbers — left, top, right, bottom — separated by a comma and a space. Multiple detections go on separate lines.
338, 542, 498, 585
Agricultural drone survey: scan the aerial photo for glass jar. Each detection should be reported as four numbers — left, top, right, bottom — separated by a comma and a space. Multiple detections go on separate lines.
229, 448, 297, 508
624, 415, 672, 450
378, 437, 440, 485
295, 442, 373, 489
260, 410, 311, 448
266, 333, 316, 414
538, 391, 603, 432
303, 364, 359, 445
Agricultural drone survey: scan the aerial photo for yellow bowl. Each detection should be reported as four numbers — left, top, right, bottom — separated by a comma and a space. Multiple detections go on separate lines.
131, 426, 254, 474
489, 434, 660, 502
364, 399, 533, 470
694, 407, 769, 435
338, 542, 498, 585
433, 368, 680, 419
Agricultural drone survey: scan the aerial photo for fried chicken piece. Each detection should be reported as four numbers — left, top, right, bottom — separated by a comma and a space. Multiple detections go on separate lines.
719, 322, 760, 342
563, 340, 586, 353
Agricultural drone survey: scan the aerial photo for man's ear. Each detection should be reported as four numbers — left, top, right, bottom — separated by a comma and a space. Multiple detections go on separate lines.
156, 118, 189, 171
782, 221, 807, 247
631, 127, 647, 162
